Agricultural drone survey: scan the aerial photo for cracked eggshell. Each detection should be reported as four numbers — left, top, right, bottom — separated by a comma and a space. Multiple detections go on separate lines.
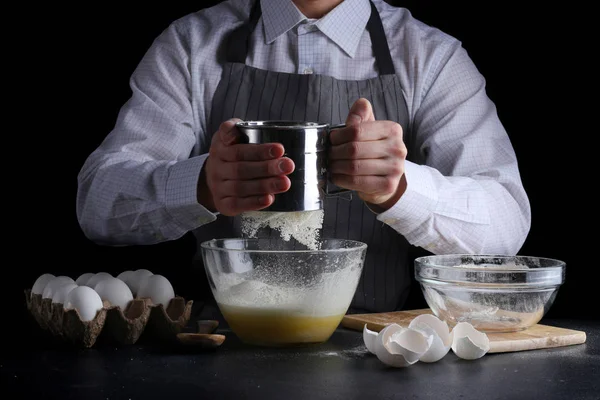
363, 324, 378, 354
374, 323, 432, 367
408, 314, 453, 363
451, 322, 490, 360
374, 323, 404, 360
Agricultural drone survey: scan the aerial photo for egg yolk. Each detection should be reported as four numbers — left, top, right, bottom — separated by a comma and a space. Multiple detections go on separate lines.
218, 303, 344, 346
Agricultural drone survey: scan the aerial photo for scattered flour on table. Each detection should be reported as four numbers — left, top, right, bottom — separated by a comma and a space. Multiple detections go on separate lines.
316, 346, 370, 359
240, 210, 324, 250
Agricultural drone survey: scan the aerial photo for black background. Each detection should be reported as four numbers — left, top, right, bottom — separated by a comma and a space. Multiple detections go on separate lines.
7, 0, 594, 337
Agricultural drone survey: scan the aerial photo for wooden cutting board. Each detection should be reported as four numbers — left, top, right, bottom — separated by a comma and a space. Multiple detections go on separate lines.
341, 309, 587, 353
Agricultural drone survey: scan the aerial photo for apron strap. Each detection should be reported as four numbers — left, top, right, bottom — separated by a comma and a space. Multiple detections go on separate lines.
366, 1, 395, 75
226, 0, 263, 63
226, 0, 396, 75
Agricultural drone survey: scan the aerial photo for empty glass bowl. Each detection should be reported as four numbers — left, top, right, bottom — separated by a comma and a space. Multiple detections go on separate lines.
201, 238, 367, 346
415, 255, 565, 332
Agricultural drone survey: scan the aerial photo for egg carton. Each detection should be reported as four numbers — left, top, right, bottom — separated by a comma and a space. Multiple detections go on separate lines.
24, 289, 193, 348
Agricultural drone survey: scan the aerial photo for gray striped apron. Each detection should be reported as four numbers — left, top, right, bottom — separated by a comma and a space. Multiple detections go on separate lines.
194, 0, 412, 313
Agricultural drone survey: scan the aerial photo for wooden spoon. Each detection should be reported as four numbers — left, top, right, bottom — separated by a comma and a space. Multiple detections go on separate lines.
197, 320, 219, 334
176, 333, 226, 348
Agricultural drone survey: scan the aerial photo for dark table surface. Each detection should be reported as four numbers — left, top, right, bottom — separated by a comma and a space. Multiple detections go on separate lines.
2, 304, 599, 400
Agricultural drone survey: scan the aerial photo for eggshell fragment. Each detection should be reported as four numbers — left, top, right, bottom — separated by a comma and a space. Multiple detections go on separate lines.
374, 323, 432, 367
451, 322, 490, 360
94, 278, 134, 310
374, 323, 404, 356
409, 314, 453, 363
32, 274, 55, 295
363, 324, 378, 354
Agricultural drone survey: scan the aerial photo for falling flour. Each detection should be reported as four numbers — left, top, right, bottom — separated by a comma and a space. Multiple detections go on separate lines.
240, 210, 325, 250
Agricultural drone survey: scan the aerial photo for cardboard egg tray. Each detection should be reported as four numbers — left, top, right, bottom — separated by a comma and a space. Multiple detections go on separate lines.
25, 289, 193, 348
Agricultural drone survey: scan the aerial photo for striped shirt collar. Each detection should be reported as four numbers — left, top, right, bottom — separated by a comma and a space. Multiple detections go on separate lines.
260, 0, 372, 58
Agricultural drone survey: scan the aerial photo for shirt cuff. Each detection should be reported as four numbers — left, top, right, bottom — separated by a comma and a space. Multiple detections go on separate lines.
165, 154, 217, 231
376, 161, 438, 242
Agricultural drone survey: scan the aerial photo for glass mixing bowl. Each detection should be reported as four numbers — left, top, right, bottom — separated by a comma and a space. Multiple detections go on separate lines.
415, 255, 566, 332
200, 238, 367, 346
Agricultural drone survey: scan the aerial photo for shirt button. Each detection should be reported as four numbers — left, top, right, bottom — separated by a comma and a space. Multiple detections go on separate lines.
303, 67, 313, 74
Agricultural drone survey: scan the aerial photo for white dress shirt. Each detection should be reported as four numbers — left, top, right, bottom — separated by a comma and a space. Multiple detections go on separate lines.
76, 0, 531, 255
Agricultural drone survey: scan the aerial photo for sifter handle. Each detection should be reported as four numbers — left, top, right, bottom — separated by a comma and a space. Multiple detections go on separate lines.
325, 123, 351, 197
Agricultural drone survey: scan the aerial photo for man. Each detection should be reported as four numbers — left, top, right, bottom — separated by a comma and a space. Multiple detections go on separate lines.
76, 0, 531, 312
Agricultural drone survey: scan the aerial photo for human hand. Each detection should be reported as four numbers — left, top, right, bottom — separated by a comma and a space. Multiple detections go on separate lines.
329, 98, 407, 212
198, 119, 295, 216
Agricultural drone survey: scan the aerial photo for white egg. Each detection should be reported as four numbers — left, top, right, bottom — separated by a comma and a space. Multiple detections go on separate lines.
451, 322, 490, 360
374, 323, 432, 368
32, 273, 55, 295
94, 278, 133, 310
64, 286, 104, 322
362, 324, 378, 354
51, 283, 78, 305
129, 269, 154, 297
42, 276, 76, 299
116, 270, 135, 285
408, 314, 453, 363
75, 272, 95, 286
85, 272, 113, 288
137, 274, 174, 308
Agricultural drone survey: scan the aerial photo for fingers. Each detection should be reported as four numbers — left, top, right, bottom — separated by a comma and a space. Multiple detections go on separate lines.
205, 118, 297, 216
217, 158, 294, 180
330, 140, 406, 160
216, 119, 244, 146
219, 176, 291, 197
218, 143, 286, 162
328, 159, 402, 176
215, 175, 292, 216
346, 98, 375, 125
219, 195, 275, 216
326, 117, 407, 210
214, 119, 288, 162
330, 174, 399, 195
329, 121, 401, 145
